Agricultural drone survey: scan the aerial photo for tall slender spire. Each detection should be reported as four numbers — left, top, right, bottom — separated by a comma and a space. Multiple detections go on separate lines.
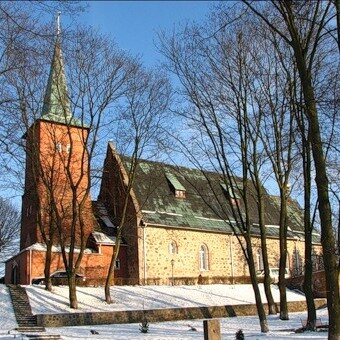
41, 12, 71, 122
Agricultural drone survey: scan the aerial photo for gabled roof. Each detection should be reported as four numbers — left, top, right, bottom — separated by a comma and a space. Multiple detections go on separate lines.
114, 153, 314, 239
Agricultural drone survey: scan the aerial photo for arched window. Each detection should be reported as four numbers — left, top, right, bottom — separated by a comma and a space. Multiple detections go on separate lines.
257, 249, 264, 271
293, 247, 303, 276
169, 240, 178, 254
199, 244, 209, 271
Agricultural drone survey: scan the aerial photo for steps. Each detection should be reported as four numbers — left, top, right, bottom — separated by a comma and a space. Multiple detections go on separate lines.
7, 284, 39, 328
7, 285, 61, 340
7, 285, 60, 339
23, 334, 61, 339
16, 326, 46, 332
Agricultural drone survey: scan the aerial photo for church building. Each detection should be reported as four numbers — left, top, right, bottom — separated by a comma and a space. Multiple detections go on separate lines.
4, 20, 322, 286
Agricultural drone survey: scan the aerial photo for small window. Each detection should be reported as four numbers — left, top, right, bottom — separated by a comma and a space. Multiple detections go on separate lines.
169, 240, 178, 254
55, 142, 62, 152
221, 182, 240, 206
114, 259, 120, 270
165, 173, 186, 198
257, 249, 264, 271
199, 244, 209, 271
293, 247, 303, 276
66, 144, 71, 153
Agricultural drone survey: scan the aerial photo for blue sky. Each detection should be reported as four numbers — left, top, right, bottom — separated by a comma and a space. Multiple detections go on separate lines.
73, 1, 214, 67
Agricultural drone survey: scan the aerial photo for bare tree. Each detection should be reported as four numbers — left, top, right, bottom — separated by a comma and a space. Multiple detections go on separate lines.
243, 1, 340, 337
4, 16, 135, 307
159, 15, 270, 333
103, 66, 172, 303
0, 197, 20, 273
253, 35, 298, 320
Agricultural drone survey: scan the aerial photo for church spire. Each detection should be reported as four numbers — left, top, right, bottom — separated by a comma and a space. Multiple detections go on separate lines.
41, 12, 71, 122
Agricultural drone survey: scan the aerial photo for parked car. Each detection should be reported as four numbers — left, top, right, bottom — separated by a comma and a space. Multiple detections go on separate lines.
32, 270, 85, 285
256, 268, 290, 283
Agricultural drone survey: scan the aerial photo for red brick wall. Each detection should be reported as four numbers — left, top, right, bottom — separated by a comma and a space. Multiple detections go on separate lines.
5, 251, 29, 284
20, 120, 94, 250
5, 245, 128, 285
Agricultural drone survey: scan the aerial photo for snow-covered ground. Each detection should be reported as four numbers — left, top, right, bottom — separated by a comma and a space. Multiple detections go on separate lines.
0, 284, 328, 339
25, 284, 307, 314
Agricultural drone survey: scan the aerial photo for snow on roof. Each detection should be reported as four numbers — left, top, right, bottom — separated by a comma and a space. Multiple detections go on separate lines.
26, 243, 93, 254
91, 232, 116, 245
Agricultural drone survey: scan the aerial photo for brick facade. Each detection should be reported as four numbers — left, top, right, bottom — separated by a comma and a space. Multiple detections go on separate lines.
5, 245, 128, 285
20, 119, 93, 250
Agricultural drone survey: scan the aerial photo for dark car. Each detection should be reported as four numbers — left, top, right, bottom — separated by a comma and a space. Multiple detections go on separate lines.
32, 270, 85, 285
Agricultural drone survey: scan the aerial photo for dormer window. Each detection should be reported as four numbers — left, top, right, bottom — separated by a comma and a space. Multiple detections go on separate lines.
165, 173, 186, 199
221, 182, 240, 206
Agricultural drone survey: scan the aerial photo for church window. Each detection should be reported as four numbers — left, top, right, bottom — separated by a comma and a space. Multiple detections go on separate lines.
257, 249, 264, 271
55, 142, 62, 152
114, 259, 120, 270
293, 247, 303, 276
169, 240, 178, 254
199, 244, 209, 271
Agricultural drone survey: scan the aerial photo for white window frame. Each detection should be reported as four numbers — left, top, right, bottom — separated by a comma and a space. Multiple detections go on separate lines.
199, 244, 209, 271
169, 240, 178, 254
55, 142, 62, 152
257, 249, 264, 271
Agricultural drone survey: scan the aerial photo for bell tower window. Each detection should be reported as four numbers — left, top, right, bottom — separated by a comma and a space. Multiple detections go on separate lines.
55, 142, 62, 152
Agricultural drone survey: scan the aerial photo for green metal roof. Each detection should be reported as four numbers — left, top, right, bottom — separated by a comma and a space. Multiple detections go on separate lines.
114, 155, 320, 242
41, 38, 85, 128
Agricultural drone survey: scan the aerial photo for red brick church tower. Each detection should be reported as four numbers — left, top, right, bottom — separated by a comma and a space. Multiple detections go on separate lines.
5, 16, 96, 284
20, 20, 93, 251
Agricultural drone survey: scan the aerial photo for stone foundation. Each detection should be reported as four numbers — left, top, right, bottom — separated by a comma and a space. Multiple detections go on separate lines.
37, 298, 326, 327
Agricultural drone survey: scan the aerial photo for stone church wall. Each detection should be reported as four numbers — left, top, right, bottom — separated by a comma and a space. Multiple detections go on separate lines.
142, 225, 321, 285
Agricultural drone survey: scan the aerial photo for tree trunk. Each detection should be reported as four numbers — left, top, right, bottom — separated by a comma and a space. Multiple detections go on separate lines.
302, 133, 317, 330
104, 263, 113, 304
68, 273, 78, 309
258, 193, 277, 314
105, 228, 123, 304
278, 190, 289, 320
335, 0, 340, 53
246, 235, 269, 332
293, 50, 340, 339
44, 242, 53, 292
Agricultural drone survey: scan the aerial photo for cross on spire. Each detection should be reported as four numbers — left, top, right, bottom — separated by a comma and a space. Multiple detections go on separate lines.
56, 11, 61, 37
